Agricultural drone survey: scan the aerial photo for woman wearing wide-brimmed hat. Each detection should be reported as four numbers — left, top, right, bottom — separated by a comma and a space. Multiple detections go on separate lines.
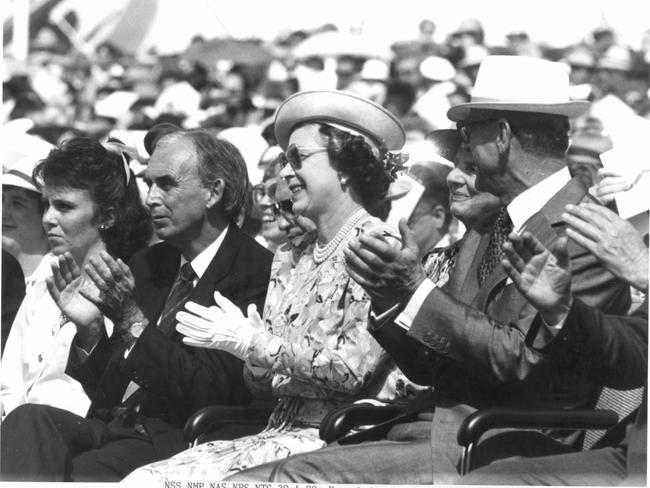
124, 90, 415, 482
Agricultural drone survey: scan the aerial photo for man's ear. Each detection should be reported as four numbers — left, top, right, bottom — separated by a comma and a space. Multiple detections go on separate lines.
206, 179, 225, 209
496, 118, 513, 154
431, 204, 448, 231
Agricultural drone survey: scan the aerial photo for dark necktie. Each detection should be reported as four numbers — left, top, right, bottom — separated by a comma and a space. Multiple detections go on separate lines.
477, 208, 513, 286
158, 262, 196, 335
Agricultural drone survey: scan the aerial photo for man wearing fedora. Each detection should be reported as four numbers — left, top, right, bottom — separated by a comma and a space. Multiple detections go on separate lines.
248, 56, 631, 484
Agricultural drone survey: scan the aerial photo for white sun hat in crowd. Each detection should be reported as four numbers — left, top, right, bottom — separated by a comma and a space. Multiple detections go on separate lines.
447, 55, 590, 122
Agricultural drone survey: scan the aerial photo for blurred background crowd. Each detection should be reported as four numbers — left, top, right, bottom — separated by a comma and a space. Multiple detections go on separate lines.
3, 0, 650, 146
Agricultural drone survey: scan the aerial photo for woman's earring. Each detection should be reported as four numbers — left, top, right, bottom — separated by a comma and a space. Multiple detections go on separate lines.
340, 177, 349, 186
99, 224, 107, 231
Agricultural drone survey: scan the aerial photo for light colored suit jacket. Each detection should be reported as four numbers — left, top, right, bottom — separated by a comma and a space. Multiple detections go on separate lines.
369, 178, 631, 467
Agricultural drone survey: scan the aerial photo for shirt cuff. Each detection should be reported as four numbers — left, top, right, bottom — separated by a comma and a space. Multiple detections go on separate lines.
395, 279, 436, 331
123, 342, 136, 359
369, 303, 402, 325
543, 316, 567, 330
73, 342, 96, 361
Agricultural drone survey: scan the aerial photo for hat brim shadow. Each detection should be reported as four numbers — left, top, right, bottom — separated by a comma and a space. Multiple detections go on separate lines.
447, 101, 590, 122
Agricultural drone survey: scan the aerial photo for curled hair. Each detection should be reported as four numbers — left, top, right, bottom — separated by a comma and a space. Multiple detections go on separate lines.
500, 111, 570, 159
34, 137, 152, 261
317, 124, 393, 218
164, 130, 252, 222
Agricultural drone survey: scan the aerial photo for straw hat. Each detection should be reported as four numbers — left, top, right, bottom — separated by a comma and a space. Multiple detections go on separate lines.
447, 55, 590, 122
274, 90, 405, 151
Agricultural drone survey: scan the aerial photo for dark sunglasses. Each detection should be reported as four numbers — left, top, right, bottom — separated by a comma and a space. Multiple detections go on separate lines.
253, 183, 278, 204
272, 199, 293, 216
279, 144, 328, 170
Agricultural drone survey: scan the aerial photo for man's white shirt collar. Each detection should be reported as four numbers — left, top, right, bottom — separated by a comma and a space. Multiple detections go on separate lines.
180, 224, 230, 283
507, 168, 571, 233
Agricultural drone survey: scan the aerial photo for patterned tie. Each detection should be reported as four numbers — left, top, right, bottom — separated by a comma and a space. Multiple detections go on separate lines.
157, 262, 196, 335
477, 207, 513, 286
422, 243, 461, 288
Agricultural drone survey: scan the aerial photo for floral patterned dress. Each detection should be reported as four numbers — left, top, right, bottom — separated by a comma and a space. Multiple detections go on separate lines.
124, 213, 416, 483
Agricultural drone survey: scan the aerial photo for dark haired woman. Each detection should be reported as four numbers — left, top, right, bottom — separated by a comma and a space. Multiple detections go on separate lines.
1, 138, 151, 418
125, 91, 415, 481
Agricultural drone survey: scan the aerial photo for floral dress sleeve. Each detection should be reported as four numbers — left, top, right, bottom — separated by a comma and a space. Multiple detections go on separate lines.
244, 217, 402, 400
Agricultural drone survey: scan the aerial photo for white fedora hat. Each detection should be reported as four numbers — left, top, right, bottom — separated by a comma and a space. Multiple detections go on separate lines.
447, 55, 590, 122
2, 154, 48, 193
274, 90, 405, 151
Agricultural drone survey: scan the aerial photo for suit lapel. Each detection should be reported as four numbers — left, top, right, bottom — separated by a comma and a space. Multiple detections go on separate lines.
538, 177, 590, 226
444, 230, 485, 304
473, 177, 589, 311
186, 225, 242, 310
137, 243, 181, 325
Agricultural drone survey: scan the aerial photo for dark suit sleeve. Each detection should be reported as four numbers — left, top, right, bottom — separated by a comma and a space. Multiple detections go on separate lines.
367, 310, 437, 386
117, 238, 273, 418
119, 325, 250, 413
66, 334, 113, 394
551, 297, 647, 389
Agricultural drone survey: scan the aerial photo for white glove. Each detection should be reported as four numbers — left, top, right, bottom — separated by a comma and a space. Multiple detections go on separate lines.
175, 291, 263, 360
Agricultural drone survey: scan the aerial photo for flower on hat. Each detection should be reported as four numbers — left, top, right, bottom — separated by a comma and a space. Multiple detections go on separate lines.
383, 151, 409, 182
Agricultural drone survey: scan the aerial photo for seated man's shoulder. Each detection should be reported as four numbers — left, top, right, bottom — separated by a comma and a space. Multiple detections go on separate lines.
233, 227, 274, 263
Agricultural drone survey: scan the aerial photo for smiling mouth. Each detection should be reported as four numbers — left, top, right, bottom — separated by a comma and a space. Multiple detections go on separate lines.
450, 193, 470, 201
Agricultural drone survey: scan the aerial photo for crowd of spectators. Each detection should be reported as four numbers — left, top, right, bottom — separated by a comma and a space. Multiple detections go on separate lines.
3, 19, 650, 143
1, 13, 648, 486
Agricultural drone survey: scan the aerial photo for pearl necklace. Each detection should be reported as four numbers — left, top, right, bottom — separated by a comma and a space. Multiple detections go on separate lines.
313, 208, 368, 264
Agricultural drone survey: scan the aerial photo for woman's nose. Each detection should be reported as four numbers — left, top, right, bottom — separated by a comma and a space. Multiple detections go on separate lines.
42, 206, 55, 227
258, 193, 273, 206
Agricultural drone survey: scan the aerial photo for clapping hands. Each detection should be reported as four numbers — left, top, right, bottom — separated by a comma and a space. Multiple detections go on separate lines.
46, 252, 105, 350
344, 219, 423, 313
591, 168, 650, 204
562, 202, 648, 292
175, 292, 263, 360
501, 233, 573, 326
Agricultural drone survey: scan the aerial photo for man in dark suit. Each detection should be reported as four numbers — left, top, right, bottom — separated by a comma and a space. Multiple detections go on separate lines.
459, 202, 647, 485
250, 56, 631, 484
0, 130, 273, 481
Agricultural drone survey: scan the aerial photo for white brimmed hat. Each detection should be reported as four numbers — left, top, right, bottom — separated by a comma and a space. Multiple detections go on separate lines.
447, 55, 590, 122
2, 154, 47, 193
274, 90, 405, 151
419, 56, 456, 82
